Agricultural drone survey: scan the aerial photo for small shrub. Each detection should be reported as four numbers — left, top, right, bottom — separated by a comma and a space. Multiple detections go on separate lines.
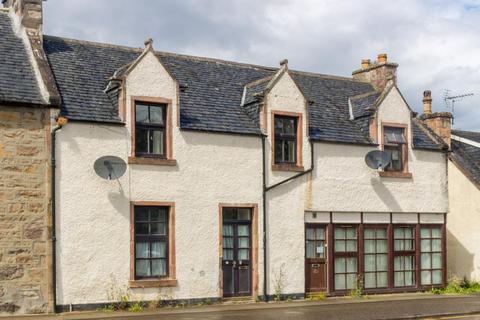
430, 277, 480, 295
349, 274, 364, 298
306, 292, 326, 301
273, 264, 287, 301
128, 302, 144, 313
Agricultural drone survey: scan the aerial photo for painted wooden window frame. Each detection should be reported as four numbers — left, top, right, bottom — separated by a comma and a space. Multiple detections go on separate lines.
333, 225, 359, 291
271, 110, 304, 172
130, 201, 177, 288
379, 123, 411, 178
128, 96, 176, 166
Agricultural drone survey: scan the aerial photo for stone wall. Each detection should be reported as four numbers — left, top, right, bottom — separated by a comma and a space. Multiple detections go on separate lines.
0, 105, 51, 314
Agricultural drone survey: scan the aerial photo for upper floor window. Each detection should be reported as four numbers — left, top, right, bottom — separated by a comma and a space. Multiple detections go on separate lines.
274, 115, 298, 164
135, 103, 166, 158
383, 126, 407, 172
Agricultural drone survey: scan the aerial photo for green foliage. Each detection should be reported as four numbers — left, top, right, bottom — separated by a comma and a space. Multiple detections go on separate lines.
273, 264, 286, 301
127, 302, 144, 313
349, 274, 364, 298
306, 292, 326, 301
431, 277, 480, 295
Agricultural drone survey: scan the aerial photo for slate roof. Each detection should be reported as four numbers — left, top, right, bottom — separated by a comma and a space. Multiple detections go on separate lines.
38, 34, 445, 149
451, 136, 480, 187
0, 11, 44, 106
452, 130, 480, 144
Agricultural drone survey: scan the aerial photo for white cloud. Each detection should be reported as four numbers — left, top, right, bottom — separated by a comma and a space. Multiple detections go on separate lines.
43, 0, 480, 130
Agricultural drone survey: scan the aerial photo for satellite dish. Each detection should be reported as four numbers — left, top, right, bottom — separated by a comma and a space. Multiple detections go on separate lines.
365, 150, 391, 170
94, 156, 127, 180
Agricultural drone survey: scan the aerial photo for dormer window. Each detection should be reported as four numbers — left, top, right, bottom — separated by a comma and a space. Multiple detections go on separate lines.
383, 126, 407, 172
135, 103, 167, 158
274, 115, 298, 164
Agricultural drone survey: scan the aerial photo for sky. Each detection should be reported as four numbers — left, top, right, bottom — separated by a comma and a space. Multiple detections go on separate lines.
43, 0, 480, 131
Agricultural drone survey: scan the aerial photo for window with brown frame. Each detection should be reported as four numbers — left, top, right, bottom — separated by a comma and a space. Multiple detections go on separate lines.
383, 126, 407, 172
364, 227, 388, 289
135, 103, 167, 158
420, 226, 443, 285
134, 206, 169, 279
393, 226, 416, 287
334, 226, 358, 290
274, 115, 298, 164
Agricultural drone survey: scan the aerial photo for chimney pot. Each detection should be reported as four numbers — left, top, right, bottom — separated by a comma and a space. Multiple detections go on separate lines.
361, 59, 371, 69
423, 90, 432, 114
377, 53, 388, 63
279, 59, 288, 67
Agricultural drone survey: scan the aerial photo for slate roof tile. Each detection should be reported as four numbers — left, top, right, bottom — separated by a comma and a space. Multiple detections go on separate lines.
451, 137, 480, 187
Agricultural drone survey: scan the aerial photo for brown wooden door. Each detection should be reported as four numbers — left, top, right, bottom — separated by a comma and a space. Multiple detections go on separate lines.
305, 225, 327, 293
222, 208, 252, 297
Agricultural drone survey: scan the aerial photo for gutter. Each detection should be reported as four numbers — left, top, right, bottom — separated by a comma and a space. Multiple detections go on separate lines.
261, 138, 315, 301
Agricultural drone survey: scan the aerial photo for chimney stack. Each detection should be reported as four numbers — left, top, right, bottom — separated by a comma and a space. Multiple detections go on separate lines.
2, 0, 43, 38
419, 90, 452, 148
352, 53, 398, 92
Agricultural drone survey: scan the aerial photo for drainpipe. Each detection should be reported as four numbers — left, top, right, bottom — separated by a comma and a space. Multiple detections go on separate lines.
51, 116, 68, 313
262, 138, 315, 301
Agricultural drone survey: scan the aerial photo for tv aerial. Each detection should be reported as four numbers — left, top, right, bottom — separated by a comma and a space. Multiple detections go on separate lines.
443, 90, 474, 124
94, 156, 127, 180
365, 150, 391, 171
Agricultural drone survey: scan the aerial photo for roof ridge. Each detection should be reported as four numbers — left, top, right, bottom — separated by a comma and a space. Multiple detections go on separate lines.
290, 69, 370, 83
349, 90, 379, 101
44, 35, 144, 52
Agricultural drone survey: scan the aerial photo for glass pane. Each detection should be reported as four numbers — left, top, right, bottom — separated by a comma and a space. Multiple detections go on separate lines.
136, 242, 149, 258
222, 225, 233, 236
365, 240, 375, 253
365, 255, 375, 272
421, 240, 431, 252
346, 240, 357, 252
346, 228, 356, 239
151, 223, 166, 235
405, 256, 414, 270
364, 273, 376, 289
346, 258, 357, 273
316, 228, 325, 240
306, 241, 315, 258
237, 209, 251, 220
404, 228, 413, 239
394, 272, 403, 287
135, 222, 149, 235
284, 118, 295, 134
151, 241, 166, 258
223, 208, 237, 220
223, 249, 233, 260
346, 274, 357, 290
136, 104, 149, 123
364, 229, 375, 239
136, 128, 149, 154
238, 225, 249, 236
377, 240, 388, 253
238, 237, 249, 248
335, 240, 345, 252
394, 228, 404, 239
405, 240, 414, 251
432, 228, 441, 238
421, 271, 431, 285
432, 270, 442, 284
306, 228, 315, 240
377, 228, 387, 238
275, 140, 283, 162
136, 260, 150, 277
377, 254, 388, 271
394, 256, 402, 271
335, 274, 346, 290
394, 240, 404, 251
223, 237, 233, 249
135, 207, 149, 221
377, 272, 388, 287
421, 253, 431, 269
275, 117, 283, 133
405, 271, 414, 286
286, 140, 295, 163
335, 258, 346, 273
335, 228, 345, 239
150, 105, 164, 124
152, 259, 167, 276
432, 239, 442, 251
421, 228, 430, 238
432, 253, 442, 269
150, 208, 166, 221
238, 249, 249, 260
316, 242, 325, 258
151, 130, 164, 155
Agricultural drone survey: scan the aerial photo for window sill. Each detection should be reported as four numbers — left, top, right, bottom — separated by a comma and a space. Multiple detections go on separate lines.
128, 156, 177, 166
379, 171, 412, 179
272, 164, 305, 172
129, 279, 178, 288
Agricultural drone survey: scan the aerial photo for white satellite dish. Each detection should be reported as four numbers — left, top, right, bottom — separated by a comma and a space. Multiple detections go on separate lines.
365, 150, 391, 170
94, 156, 127, 180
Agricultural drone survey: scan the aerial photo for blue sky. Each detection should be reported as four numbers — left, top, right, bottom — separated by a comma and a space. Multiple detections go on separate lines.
43, 0, 480, 131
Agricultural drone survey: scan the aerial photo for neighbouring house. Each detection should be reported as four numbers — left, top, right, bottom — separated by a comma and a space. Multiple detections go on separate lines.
0, 0, 455, 315
0, 0, 61, 314
447, 130, 480, 281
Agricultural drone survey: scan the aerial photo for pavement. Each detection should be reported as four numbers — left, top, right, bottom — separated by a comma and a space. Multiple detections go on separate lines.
10, 294, 480, 320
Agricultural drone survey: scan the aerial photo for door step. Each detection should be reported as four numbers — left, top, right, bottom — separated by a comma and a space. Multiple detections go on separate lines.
222, 296, 254, 304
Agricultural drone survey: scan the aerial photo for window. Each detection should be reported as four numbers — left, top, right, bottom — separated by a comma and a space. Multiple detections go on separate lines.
274, 115, 298, 164
134, 206, 169, 279
393, 226, 415, 287
420, 226, 443, 285
135, 103, 166, 157
306, 227, 326, 259
334, 226, 358, 290
383, 126, 406, 172
364, 227, 388, 289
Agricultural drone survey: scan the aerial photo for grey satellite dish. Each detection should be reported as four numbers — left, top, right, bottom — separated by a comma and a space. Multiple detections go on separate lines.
94, 156, 127, 180
365, 150, 391, 170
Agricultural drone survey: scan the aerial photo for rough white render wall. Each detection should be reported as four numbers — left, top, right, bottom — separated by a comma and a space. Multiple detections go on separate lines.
447, 161, 480, 281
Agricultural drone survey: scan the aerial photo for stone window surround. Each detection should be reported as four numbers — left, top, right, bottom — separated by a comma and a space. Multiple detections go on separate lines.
128, 96, 176, 166
379, 122, 412, 178
129, 201, 177, 288
271, 110, 304, 172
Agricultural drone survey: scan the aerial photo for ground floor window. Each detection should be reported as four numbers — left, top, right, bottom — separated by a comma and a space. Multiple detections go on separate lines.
420, 226, 443, 285
364, 227, 388, 289
334, 226, 358, 290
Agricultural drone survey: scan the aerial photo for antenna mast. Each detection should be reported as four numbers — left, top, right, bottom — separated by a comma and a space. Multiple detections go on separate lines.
443, 90, 474, 124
